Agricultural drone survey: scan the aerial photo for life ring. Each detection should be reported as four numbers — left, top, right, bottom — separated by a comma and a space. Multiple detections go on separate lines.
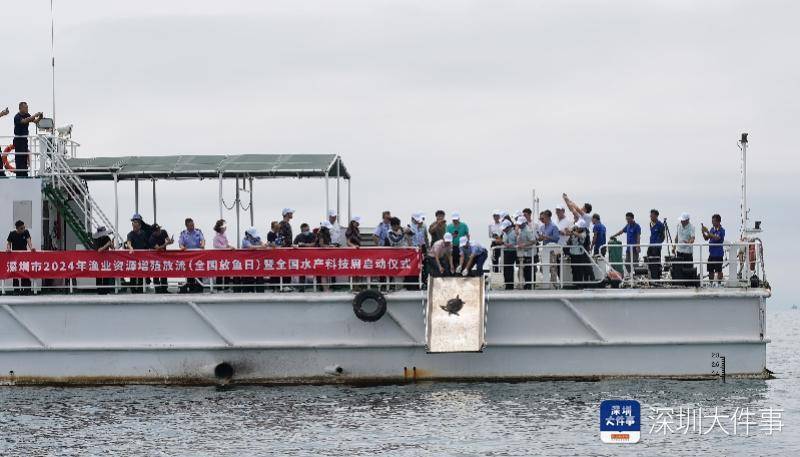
2, 144, 14, 172
352, 289, 387, 322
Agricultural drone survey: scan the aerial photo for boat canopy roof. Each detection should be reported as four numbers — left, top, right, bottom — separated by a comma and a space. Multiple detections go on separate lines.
64, 154, 350, 181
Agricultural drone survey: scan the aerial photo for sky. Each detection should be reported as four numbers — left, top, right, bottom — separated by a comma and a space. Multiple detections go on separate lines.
1, 0, 798, 306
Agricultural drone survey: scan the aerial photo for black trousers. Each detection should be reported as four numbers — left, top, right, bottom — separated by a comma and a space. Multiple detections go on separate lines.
503, 250, 517, 290
128, 277, 144, 293
13, 138, 29, 177
491, 241, 502, 273
96, 277, 114, 294
519, 256, 533, 289
12, 278, 32, 294
153, 277, 168, 293
570, 253, 594, 287
646, 246, 662, 279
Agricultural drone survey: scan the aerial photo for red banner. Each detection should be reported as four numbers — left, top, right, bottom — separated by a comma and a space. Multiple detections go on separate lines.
0, 248, 421, 280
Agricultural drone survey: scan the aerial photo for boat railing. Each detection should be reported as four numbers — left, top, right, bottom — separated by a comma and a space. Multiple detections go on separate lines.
0, 134, 80, 178
488, 240, 767, 290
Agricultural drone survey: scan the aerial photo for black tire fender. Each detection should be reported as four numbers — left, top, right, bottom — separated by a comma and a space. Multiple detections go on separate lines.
352, 289, 387, 322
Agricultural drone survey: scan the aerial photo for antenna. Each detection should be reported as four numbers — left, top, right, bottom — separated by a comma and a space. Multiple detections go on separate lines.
50, 0, 56, 126
738, 133, 748, 238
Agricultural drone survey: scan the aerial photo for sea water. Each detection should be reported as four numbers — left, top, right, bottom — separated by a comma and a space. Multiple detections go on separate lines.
1, 309, 797, 456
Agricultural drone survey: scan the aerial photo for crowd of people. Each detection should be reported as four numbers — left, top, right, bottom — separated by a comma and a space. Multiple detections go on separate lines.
5, 191, 730, 294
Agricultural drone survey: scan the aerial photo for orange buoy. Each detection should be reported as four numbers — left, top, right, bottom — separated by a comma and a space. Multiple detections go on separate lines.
2, 144, 15, 173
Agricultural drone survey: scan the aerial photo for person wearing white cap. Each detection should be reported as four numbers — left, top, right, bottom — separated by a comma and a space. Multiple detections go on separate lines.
457, 236, 488, 277
446, 212, 469, 267
499, 220, 517, 289
567, 219, 594, 287
674, 212, 695, 259
516, 215, 536, 289
277, 208, 294, 247
427, 232, 454, 277
327, 210, 346, 247
407, 213, 428, 248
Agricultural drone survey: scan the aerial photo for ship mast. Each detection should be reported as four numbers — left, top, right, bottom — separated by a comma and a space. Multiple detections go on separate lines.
739, 132, 748, 238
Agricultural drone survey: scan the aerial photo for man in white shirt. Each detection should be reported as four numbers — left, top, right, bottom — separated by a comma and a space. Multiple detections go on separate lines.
674, 212, 696, 259
555, 205, 573, 246
562, 193, 593, 228
327, 210, 346, 247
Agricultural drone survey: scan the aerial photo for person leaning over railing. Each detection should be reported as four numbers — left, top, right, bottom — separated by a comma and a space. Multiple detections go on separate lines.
456, 237, 488, 278
427, 232, 454, 278
241, 227, 267, 293
148, 223, 173, 293
6, 220, 35, 295
294, 223, 317, 290
125, 217, 149, 293
701, 214, 726, 285
12, 102, 43, 177
212, 219, 235, 291
92, 226, 114, 295
566, 219, 594, 287
647, 209, 666, 280
610, 212, 641, 275
178, 218, 205, 293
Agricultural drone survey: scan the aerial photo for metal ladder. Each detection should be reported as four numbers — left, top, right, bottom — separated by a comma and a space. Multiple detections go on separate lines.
43, 138, 121, 246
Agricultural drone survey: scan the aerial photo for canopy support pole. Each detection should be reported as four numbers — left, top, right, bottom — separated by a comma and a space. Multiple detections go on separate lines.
336, 156, 341, 218
235, 177, 241, 248
152, 179, 157, 222
347, 178, 352, 223
113, 173, 119, 242
325, 171, 330, 219
249, 177, 254, 227
134, 178, 139, 213
218, 172, 223, 221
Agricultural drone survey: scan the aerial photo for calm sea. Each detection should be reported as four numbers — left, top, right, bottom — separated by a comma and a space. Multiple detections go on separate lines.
1, 309, 797, 456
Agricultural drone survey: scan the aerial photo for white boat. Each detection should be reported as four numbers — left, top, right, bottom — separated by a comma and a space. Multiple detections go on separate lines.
0, 130, 770, 385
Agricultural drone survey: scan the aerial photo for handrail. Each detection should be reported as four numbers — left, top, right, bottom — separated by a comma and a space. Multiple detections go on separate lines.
488, 240, 766, 290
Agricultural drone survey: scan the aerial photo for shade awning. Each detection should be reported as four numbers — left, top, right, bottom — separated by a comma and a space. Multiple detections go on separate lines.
64, 154, 350, 181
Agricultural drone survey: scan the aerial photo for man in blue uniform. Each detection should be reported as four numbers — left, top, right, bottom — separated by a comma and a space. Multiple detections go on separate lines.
611, 212, 641, 275
646, 209, 666, 280
702, 214, 726, 285
13, 102, 44, 177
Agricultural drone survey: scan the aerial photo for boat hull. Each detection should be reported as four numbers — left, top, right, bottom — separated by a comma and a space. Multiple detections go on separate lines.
0, 289, 769, 385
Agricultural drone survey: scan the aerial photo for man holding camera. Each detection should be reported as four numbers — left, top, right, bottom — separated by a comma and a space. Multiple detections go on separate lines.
13, 102, 44, 177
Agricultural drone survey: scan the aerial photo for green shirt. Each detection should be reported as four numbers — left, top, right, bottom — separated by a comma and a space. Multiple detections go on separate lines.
446, 222, 469, 245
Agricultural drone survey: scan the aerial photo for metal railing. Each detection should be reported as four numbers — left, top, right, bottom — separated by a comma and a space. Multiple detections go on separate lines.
1, 134, 80, 177
486, 240, 767, 290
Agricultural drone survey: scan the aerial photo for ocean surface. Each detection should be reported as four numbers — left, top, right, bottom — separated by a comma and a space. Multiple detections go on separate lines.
1, 309, 797, 456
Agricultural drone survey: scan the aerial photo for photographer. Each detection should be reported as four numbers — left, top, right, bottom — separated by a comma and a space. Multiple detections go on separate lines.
13, 102, 44, 177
